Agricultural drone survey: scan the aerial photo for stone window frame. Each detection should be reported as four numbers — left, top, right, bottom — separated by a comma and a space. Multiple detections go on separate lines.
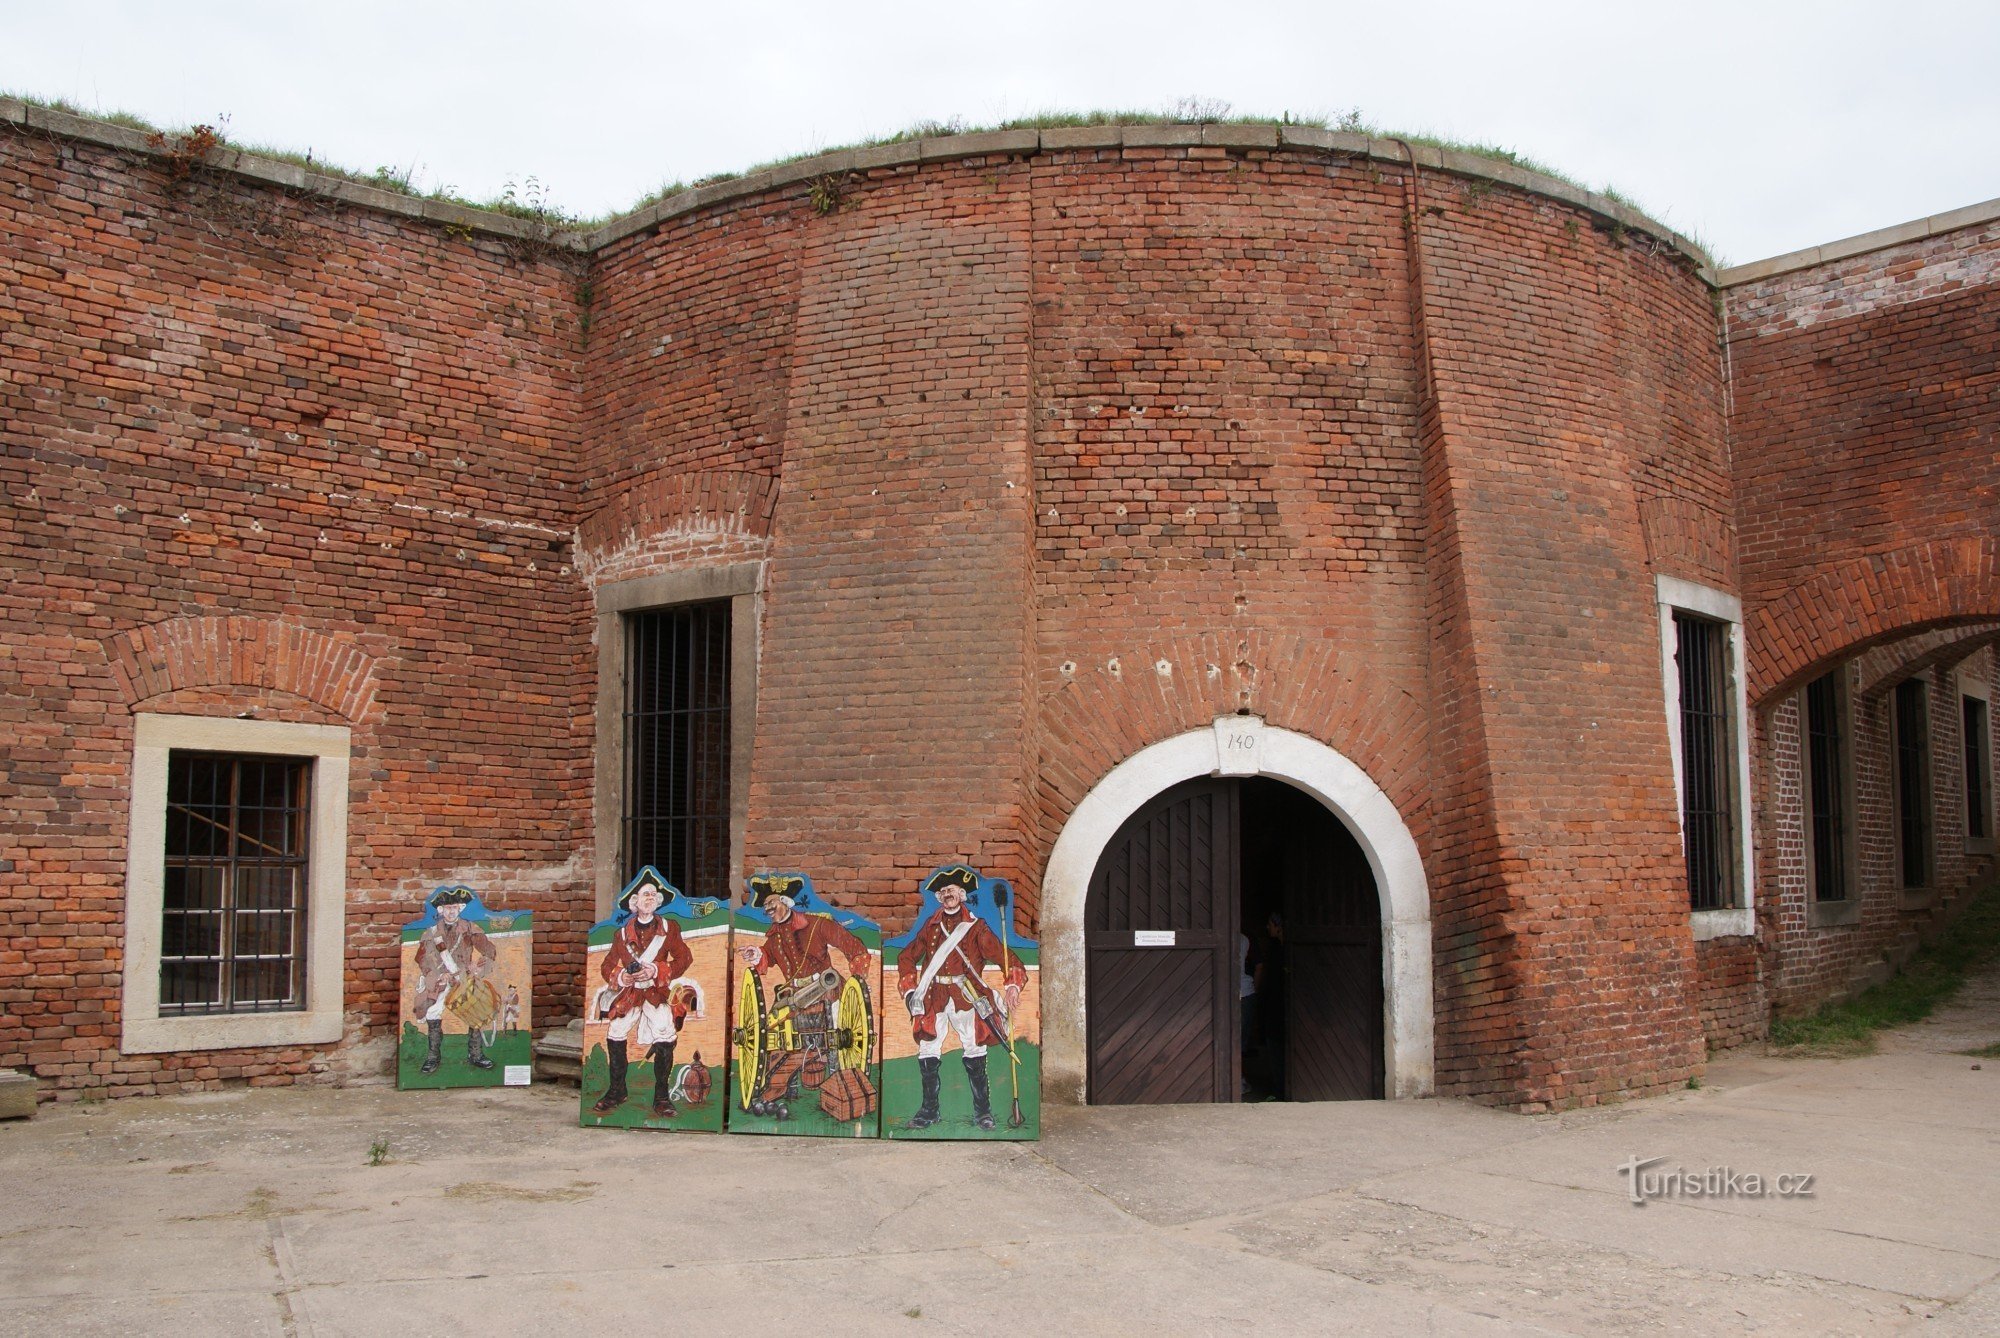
1959, 667, 1994, 857
123, 714, 350, 1054
592, 563, 762, 920
1656, 576, 1755, 941
1802, 666, 1862, 928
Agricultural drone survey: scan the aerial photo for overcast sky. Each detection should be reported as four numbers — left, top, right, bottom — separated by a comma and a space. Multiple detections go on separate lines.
7, 1, 1996, 265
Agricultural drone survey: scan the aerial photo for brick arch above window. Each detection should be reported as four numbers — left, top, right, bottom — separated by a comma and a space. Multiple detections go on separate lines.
104, 617, 386, 725
1748, 537, 2000, 706
575, 468, 780, 588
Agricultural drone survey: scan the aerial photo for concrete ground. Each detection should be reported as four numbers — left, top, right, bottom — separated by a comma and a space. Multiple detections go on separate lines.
4, 986, 1997, 1336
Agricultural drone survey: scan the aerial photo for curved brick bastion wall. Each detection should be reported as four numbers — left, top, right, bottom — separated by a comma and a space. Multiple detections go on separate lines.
4, 107, 1741, 1108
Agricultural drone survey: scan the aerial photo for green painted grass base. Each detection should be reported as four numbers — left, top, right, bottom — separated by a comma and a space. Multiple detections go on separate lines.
578, 1046, 725, 1132
724, 1065, 882, 1138
880, 1043, 1040, 1141
395, 1023, 533, 1090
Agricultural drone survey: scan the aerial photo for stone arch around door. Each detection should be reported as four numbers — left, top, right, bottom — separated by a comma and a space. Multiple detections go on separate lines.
1040, 717, 1435, 1103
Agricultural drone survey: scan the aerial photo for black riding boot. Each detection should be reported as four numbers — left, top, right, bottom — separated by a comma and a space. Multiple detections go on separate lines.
466, 1028, 494, 1071
649, 1041, 677, 1117
420, 1019, 444, 1075
905, 1056, 942, 1129
964, 1053, 995, 1130
592, 1039, 629, 1114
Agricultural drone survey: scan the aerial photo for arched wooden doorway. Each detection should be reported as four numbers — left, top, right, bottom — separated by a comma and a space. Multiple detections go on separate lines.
1084, 776, 1383, 1104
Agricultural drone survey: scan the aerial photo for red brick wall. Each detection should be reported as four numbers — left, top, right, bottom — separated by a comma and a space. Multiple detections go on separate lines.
7, 119, 1836, 1109
0, 127, 591, 1099
1728, 223, 2000, 702
741, 158, 1040, 929
1756, 645, 1999, 1016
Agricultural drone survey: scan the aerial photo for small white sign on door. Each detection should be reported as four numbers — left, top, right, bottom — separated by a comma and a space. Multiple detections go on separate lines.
1133, 930, 1176, 947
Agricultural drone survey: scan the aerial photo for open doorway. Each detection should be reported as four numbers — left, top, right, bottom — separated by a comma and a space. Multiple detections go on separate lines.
1083, 775, 1384, 1104
1240, 777, 1383, 1101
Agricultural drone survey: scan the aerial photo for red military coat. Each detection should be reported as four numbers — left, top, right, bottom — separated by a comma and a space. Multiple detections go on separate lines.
896, 905, 1027, 1044
601, 914, 694, 1019
759, 911, 871, 985
414, 917, 496, 1015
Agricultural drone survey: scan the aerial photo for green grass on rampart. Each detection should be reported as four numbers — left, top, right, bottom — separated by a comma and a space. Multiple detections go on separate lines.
1768, 881, 2000, 1056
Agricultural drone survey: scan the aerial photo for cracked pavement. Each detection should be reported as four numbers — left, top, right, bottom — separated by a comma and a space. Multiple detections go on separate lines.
3, 981, 1996, 1335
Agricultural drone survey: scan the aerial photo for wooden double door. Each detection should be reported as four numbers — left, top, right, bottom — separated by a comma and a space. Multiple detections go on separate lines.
1085, 777, 1384, 1104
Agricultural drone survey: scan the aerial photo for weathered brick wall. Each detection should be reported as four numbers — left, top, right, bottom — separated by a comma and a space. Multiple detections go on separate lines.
740, 158, 1039, 931
1727, 221, 2000, 701
1410, 183, 1717, 1106
1728, 221, 2000, 1019
1026, 145, 1433, 919
0, 125, 591, 1098
1758, 645, 1999, 1016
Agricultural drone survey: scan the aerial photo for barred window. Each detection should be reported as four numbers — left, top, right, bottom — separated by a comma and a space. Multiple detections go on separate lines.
1963, 694, 1991, 844
1674, 610, 1739, 911
623, 600, 732, 898
161, 752, 312, 1014
1893, 679, 1933, 889
1804, 671, 1851, 903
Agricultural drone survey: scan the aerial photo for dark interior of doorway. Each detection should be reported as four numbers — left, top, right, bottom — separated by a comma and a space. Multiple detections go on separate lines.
1240, 778, 1384, 1102
1083, 774, 1383, 1105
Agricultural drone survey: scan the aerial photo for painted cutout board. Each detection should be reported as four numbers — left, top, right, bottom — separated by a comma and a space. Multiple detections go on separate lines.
882, 865, 1040, 1140
726, 873, 881, 1138
397, 885, 533, 1089
579, 868, 730, 1131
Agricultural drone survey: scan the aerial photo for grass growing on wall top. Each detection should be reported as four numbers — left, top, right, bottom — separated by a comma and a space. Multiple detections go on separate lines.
9, 89, 1688, 248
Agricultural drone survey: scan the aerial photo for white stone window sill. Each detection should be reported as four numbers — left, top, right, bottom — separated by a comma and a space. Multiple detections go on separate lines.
1691, 908, 1755, 941
123, 1010, 344, 1056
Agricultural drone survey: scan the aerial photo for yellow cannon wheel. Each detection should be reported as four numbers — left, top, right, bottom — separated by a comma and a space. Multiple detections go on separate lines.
833, 974, 872, 1071
733, 969, 766, 1109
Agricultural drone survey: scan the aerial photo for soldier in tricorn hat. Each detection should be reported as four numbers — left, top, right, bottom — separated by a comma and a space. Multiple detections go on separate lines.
412, 886, 498, 1075
896, 865, 1025, 1131
593, 869, 697, 1118
737, 874, 874, 1118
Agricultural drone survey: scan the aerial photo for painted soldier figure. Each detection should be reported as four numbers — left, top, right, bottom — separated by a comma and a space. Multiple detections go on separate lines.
898, 866, 1025, 1131
412, 886, 498, 1074
738, 874, 873, 1118
593, 870, 698, 1118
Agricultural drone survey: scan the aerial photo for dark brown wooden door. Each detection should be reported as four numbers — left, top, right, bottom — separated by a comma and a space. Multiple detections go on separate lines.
1281, 804, 1383, 1101
1086, 779, 1239, 1104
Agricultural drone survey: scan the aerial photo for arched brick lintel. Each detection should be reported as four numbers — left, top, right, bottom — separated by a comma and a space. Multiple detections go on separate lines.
105, 616, 385, 724
1748, 537, 2000, 705
576, 469, 780, 558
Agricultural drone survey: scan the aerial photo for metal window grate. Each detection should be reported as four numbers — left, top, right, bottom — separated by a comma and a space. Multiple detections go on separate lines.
1894, 679, 1932, 888
1964, 696, 1990, 841
1805, 672, 1850, 902
161, 752, 311, 1014
1675, 612, 1737, 911
623, 601, 731, 899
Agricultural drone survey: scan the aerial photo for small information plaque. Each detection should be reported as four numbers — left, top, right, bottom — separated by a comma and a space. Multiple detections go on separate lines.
503, 1065, 532, 1087
1133, 930, 1176, 947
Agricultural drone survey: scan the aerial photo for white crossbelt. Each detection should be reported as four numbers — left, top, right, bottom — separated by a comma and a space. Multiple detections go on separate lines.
913, 920, 977, 1002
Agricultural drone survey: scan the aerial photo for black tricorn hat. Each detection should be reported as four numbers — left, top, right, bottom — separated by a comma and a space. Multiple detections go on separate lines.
428, 885, 475, 909
747, 873, 806, 910
617, 868, 678, 913
924, 865, 979, 896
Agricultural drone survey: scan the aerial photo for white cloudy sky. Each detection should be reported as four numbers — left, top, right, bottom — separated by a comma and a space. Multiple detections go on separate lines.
6, 1, 1996, 265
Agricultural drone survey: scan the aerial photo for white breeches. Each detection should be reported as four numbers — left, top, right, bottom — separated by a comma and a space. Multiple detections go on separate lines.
423, 991, 447, 1023
916, 1001, 986, 1061
608, 1001, 679, 1048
